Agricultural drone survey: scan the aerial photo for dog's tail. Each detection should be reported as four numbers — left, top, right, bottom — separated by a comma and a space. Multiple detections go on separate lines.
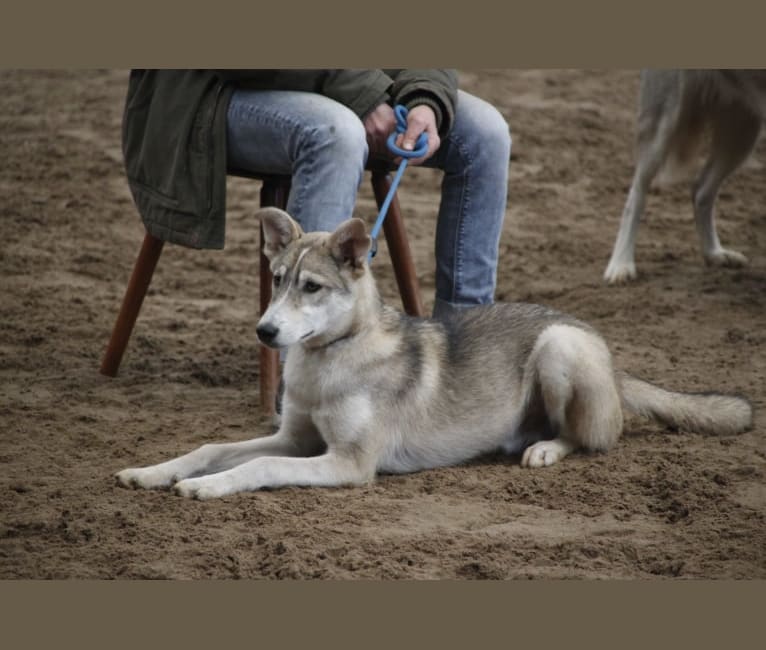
617, 371, 753, 435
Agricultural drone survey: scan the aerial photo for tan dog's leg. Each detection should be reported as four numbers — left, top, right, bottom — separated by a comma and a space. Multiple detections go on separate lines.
604, 116, 675, 284
694, 106, 760, 267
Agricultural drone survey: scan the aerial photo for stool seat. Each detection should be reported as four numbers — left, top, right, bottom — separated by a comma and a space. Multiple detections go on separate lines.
100, 165, 424, 417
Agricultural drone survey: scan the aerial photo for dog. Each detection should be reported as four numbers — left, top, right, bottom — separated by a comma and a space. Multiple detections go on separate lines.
116, 208, 753, 499
604, 69, 766, 284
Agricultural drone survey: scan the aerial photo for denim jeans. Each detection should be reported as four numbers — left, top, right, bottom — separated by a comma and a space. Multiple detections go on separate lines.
227, 89, 511, 318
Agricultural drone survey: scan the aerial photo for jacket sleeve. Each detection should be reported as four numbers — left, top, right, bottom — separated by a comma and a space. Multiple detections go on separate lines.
388, 69, 458, 137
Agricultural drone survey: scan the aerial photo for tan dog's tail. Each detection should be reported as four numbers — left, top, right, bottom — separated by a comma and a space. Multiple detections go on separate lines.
617, 371, 753, 435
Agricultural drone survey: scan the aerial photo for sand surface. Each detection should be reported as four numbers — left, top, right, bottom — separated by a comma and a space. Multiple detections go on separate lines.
1, 69, 763, 578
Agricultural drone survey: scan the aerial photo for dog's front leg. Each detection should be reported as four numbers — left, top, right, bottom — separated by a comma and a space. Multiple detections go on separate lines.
116, 415, 320, 490
173, 450, 372, 499
604, 175, 648, 284
604, 116, 675, 284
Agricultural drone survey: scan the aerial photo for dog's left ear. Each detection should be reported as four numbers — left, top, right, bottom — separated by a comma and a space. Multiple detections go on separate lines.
329, 218, 371, 269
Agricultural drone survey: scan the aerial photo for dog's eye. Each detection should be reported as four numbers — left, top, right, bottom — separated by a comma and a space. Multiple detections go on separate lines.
303, 280, 322, 293
273, 274, 282, 288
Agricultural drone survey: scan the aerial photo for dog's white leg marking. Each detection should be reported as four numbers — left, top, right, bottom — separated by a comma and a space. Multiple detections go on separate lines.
604, 174, 646, 284
173, 452, 369, 499
115, 428, 310, 490
693, 107, 759, 269
174, 390, 377, 498
605, 110, 676, 284
521, 438, 576, 468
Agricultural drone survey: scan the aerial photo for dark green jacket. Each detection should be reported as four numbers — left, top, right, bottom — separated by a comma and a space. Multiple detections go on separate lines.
122, 69, 458, 249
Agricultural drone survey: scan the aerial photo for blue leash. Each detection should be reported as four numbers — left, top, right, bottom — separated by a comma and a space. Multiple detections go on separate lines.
368, 105, 429, 261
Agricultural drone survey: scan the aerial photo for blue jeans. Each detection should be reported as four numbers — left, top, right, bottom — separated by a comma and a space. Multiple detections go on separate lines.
227, 89, 511, 318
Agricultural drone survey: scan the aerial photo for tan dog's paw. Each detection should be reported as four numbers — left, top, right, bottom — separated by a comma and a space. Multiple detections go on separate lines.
705, 248, 748, 268
603, 260, 637, 285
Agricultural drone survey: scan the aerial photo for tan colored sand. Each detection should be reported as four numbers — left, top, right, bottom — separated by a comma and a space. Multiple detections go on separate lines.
1, 70, 763, 578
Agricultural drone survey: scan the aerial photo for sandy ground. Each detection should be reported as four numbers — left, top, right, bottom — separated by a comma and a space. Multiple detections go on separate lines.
0, 69, 764, 579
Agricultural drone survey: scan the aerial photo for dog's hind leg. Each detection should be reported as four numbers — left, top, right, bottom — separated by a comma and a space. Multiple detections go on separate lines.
605, 75, 680, 284
693, 104, 760, 268
521, 325, 623, 468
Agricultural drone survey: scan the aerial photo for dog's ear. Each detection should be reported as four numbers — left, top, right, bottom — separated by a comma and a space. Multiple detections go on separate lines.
257, 208, 303, 260
328, 218, 371, 269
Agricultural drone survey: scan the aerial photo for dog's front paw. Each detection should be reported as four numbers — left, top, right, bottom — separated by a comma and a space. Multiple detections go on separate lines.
705, 248, 748, 268
603, 260, 637, 285
174, 476, 234, 500
115, 467, 176, 490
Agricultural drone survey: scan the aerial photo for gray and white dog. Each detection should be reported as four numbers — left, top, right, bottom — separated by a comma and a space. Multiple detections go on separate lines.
117, 209, 753, 499
604, 69, 766, 284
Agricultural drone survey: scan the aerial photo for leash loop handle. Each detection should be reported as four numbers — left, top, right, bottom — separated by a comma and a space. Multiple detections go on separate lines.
368, 105, 429, 261
385, 104, 429, 159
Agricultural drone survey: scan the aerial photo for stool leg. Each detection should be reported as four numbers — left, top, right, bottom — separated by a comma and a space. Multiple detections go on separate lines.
100, 232, 165, 376
370, 171, 425, 317
258, 180, 290, 417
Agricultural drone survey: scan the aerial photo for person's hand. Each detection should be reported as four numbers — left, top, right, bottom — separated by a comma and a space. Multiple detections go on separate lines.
395, 104, 440, 165
363, 103, 397, 158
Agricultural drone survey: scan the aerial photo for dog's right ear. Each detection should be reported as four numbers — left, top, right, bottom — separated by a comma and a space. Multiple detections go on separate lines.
257, 208, 303, 260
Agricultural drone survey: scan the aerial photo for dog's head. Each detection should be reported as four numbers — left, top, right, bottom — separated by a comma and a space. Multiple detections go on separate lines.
255, 208, 373, 349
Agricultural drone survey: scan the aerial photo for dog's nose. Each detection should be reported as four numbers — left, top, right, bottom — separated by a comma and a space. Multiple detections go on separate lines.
256, 323, 279, 346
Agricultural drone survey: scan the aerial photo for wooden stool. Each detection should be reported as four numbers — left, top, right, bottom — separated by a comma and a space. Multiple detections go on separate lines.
100, 165, 424, 417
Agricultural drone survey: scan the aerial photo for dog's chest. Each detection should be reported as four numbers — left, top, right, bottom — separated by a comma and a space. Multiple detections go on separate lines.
284, 352, 383, 451
285, 353, 342, 405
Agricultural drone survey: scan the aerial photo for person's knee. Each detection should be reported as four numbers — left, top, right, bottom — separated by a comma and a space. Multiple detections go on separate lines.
458, 95, 511, 162
308, 111, 368, 167
477, 103, 511, 160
